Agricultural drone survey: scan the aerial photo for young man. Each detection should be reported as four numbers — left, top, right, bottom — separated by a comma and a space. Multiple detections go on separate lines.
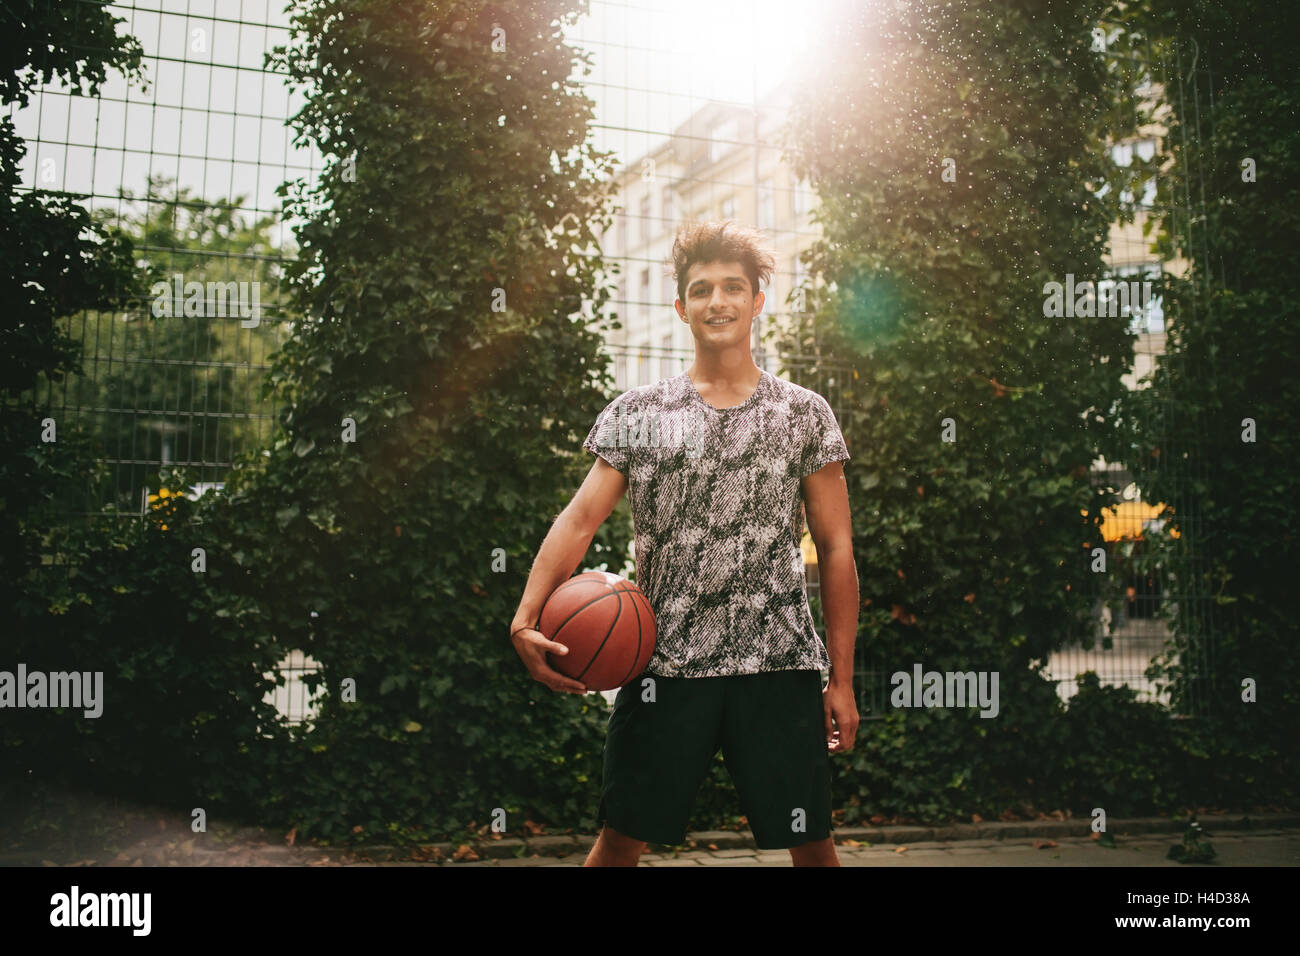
510, 221, 859, 867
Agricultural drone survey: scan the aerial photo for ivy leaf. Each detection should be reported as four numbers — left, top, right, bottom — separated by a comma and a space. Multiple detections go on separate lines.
307, 507, 337, 532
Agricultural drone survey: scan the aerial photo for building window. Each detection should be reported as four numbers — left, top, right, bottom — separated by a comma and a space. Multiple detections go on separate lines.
1108, 263, 1164, 334
1138, 176, 1157, 207
758, 178, 775, 230
721, 195, 736, 221
639, 193, 652, 243
659, 332, 674, 381
710, 118, 739, 163
661, 185, 674, 225
636, 341, 649, 387
1111, 138, 1158, 208
617, 215, 627, 254
615, 354, 626, 391
1110, 138, 1157, 166
662, 272, 676, 307
792, 260, 809, 313
793, 177, 811, 216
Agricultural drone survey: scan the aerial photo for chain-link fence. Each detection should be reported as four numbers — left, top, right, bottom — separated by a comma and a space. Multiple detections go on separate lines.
10, 2, 1225, 722
1040, 28, 1229, 718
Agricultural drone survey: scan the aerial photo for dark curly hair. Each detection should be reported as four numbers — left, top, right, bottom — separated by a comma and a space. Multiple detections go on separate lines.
669, 220, 776, 306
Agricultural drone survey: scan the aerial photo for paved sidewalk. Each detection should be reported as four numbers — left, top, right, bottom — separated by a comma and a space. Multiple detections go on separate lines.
4, 811, 1297, 867
491, 830, 1300, 867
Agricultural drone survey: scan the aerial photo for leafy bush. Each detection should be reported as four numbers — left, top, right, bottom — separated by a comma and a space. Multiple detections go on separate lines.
747, 0, 1139, 823
1117, 0, 1300, 806
185, 0, 631, 844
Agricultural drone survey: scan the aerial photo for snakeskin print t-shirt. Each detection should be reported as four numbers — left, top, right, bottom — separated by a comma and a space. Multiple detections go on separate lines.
581, 368, 850, 678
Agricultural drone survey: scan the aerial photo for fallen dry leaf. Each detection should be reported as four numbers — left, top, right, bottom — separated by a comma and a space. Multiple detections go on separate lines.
707, 844, 718, 850
1033, 840, 1059, 850
971, 814, 983, 823
842, 838, 862, 847
452, 844, 479, 862
894, 846, 908, 854
522, 819, 544, 836
285, 826, 297, 846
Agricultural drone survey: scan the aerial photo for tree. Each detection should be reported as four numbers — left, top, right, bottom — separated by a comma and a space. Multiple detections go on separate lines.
0, 1, 282, 819
0, 0, 145, 618
1118, 0, 1300, 803
778, 0, 1136, 819
57, 174, 293, 510
196, 0, 628, 842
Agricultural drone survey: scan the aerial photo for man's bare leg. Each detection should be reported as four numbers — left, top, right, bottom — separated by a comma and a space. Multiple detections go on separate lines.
584, 824, 647, 866
788, 836, 840, 866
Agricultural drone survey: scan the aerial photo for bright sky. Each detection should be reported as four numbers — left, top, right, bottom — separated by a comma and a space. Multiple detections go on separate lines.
570, 0, 829, 163
10, 0, 833, 235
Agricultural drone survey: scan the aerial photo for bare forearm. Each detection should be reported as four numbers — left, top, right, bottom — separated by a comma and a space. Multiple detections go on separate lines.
819, 546, 859, 688
511, 509, 596, 630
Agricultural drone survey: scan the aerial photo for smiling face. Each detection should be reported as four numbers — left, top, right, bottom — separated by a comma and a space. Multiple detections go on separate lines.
675, 259, 765, 352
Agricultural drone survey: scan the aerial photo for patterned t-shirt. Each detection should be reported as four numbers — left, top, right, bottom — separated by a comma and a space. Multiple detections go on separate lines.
581, 368, 850, 678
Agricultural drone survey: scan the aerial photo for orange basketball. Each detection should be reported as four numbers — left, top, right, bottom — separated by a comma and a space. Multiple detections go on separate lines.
539, 571, 656, 691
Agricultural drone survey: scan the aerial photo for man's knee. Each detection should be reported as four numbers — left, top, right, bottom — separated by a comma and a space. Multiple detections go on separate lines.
602, 824, 647, 853
584, 824, 647, 866
788, 836, 839, 866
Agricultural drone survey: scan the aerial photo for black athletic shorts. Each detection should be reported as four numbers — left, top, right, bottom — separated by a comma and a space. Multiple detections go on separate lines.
596, 668, 832, 850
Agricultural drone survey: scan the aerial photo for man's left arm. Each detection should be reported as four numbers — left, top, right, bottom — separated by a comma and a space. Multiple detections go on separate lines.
802, 460, 860, 753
